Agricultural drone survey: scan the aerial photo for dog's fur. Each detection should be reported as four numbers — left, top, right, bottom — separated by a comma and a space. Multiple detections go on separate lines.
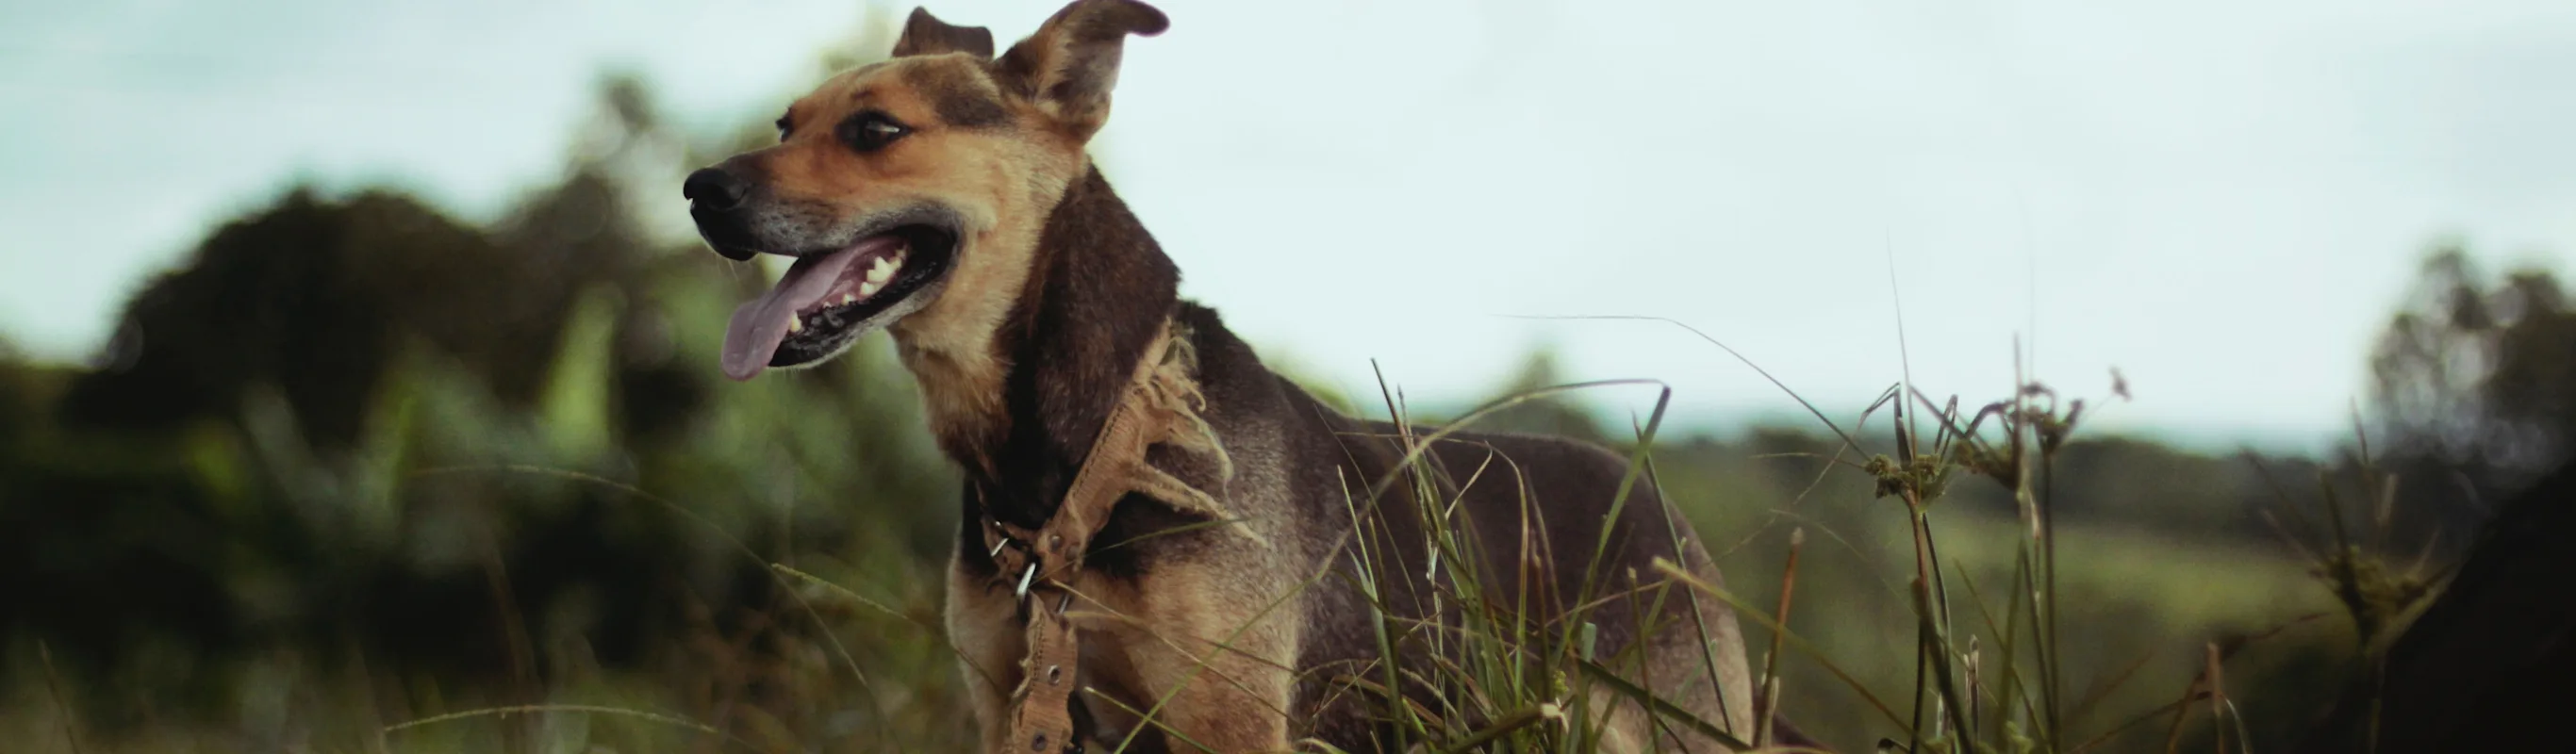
685, 2, 1775, 750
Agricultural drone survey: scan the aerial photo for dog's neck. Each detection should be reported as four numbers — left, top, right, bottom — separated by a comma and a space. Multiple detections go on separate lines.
908, 165, 1180, 528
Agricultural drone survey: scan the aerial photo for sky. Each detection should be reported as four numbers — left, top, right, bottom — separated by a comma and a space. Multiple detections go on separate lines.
5, 0, 2574, 453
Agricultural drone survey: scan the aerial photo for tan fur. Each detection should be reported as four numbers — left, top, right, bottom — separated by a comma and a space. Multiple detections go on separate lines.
1082, 565, 1300, 751
947, 520, 1305, 751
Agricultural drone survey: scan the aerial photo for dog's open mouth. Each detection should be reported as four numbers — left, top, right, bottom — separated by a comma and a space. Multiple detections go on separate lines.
720, 224, 956, 380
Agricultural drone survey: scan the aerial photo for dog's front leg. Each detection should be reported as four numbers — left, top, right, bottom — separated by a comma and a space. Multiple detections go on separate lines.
1106, 571, 1300, 753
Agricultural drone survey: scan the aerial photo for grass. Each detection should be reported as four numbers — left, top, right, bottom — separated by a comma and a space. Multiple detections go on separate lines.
1263, 324, 2378, 754
3, 332, 2405, 754
1312, 371, 1745, 752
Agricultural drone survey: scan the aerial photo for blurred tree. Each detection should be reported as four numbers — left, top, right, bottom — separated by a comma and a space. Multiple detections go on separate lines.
0, 337, 39, 434
13, 74, 758, 724
58, 189, 513, 450
2371, 246, 2576, 471
2367, 244, 2576, 548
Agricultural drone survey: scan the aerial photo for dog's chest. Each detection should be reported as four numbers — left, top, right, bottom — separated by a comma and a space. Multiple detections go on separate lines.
1069, 625, 1155, 746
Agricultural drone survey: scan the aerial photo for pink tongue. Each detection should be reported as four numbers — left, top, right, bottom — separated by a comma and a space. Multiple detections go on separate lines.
719, 237, 901, 380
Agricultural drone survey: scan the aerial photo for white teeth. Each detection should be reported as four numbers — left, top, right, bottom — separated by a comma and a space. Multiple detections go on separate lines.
866, 258, 894, 284
858, 279, 883, 298
786, 316, 802, 333
840, 293, 858, 305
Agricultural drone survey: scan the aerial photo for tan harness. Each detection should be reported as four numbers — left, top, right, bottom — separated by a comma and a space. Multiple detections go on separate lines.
976, 319, 1239, 753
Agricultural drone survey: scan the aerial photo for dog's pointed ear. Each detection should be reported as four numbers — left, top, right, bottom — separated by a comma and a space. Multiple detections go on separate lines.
994, 0, 1167, 142
892, 7, 996, 58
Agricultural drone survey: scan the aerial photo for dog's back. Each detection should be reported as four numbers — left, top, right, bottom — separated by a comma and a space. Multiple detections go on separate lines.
1175, 303, 1759, 750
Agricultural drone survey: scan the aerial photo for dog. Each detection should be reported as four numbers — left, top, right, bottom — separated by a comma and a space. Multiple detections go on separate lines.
683, 2, 1790, 751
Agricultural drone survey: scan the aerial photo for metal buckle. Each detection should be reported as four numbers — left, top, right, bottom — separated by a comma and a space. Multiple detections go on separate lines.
986, 516, 1018, 557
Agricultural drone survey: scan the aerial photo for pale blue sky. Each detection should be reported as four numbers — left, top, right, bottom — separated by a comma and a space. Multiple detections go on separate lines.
5, 0, 2573, 452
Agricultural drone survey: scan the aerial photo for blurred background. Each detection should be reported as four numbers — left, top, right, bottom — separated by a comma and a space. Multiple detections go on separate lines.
3, 0, 2572, 751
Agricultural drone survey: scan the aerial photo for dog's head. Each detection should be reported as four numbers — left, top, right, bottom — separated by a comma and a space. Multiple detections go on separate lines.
685, 0, 1167, 381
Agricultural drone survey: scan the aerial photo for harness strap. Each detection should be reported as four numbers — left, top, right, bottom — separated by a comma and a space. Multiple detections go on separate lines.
981, 319, 1215, 753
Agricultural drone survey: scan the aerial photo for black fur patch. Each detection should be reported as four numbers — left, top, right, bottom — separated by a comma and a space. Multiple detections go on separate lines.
903, 61, 1010, 130
956, 166, 1181, 576
891, 8, 996, 58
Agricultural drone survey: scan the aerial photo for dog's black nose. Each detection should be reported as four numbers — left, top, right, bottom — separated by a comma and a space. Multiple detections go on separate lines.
683, 168, 750, 212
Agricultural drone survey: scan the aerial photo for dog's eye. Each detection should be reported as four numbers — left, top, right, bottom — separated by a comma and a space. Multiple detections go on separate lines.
839, 111, 912, 152
775, 115, 792, 141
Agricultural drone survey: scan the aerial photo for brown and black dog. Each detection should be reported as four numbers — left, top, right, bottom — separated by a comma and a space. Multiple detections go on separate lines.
683, 2, 1783, 751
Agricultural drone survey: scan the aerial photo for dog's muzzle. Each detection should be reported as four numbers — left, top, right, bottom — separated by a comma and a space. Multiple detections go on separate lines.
683, 167, 761, 261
